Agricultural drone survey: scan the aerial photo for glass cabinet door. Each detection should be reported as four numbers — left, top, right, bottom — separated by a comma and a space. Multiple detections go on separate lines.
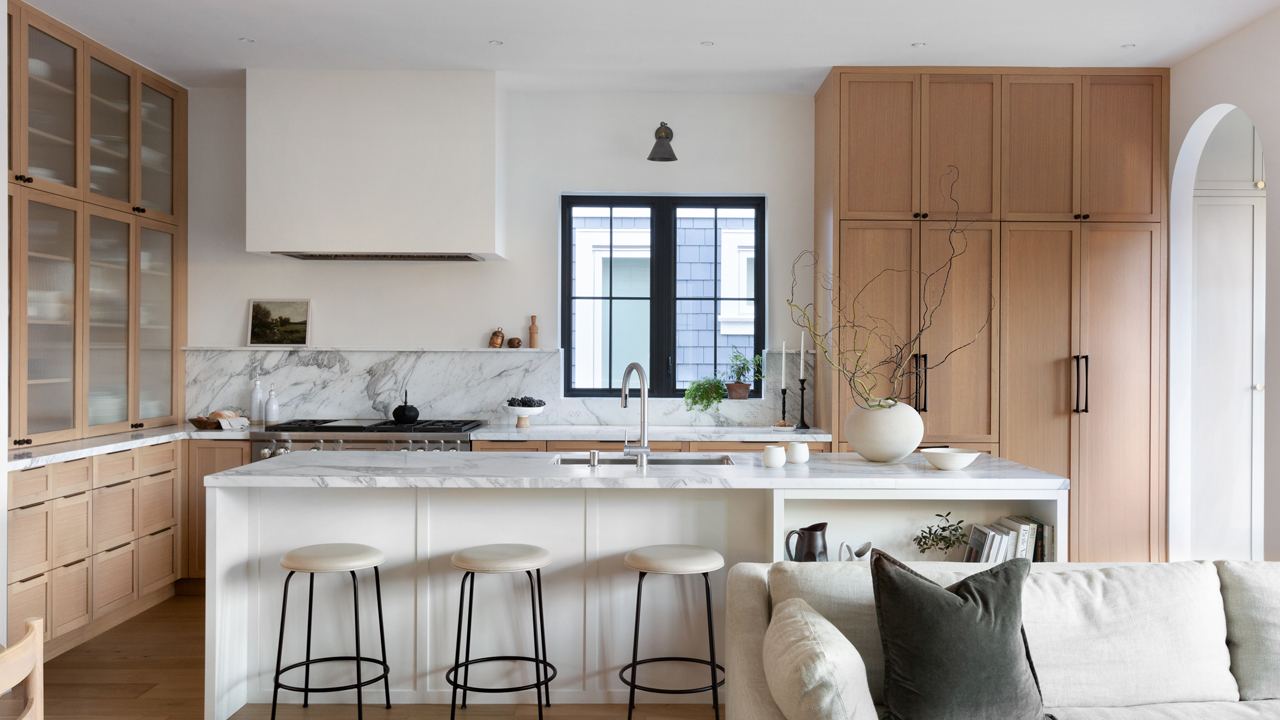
22, 16, 80, 198
86, 51, 131, 210
19, 190, 80, 442
139, 75, 177, 222
85, 209, 130, 433
137, 224, 173, 423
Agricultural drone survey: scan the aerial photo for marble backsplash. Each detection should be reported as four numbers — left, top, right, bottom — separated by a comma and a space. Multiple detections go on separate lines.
185, 348, 818, 428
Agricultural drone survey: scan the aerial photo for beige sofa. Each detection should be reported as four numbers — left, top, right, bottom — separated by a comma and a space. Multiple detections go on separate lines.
727, 560, 1280, 719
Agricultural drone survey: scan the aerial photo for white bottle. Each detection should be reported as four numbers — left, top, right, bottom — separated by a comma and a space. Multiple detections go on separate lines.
265, 383, 280, 423
249, 379, 264, 423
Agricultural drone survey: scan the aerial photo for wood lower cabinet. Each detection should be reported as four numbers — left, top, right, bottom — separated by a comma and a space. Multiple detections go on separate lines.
545, 441, 683, 452
137, 442, 179, 476
185, 440, 251, 578
139, 527, 178, 595
92, 540, 137, 618
8, 572, 50, 643
687, 441, 832, 453
138, 470, 177, 535
92, 480, 138, 553
50, 491, 91, 566
8, 465, 52, 509
93, 449, 138, 487
472, 440, 547, 452
51, 458, 92, 496
49, 559, 91, 636
9, 501, 52, 582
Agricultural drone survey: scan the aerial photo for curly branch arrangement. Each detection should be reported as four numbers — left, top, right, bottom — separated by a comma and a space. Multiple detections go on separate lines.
787, 166, 993, 409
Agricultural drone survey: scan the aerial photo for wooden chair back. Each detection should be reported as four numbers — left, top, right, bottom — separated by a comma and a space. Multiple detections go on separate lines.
0, 618, 43, 720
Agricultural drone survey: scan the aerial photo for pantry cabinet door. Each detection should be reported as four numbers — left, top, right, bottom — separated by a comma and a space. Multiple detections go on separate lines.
921, 74, 1000, 221
840, 73, 919, 219
1081, 76, 1163, 222
1002, 75, 1081, 221
134, 219, 181, 428
919, 221, 999, 444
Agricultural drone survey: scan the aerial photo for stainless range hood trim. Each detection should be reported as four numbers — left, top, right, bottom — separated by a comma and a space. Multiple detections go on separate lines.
273, 252, 485, 262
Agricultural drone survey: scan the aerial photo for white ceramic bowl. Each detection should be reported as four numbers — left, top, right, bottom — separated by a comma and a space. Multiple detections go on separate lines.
502, 404, 544, 428
921, 447, 981, 471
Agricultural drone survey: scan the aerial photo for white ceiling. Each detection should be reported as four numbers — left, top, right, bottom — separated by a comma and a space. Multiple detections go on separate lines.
26, 0, 1280, 94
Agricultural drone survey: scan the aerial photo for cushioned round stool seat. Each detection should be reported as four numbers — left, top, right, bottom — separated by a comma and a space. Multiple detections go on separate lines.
452, 543, 552, 573
624, 544, 724, 575
280, 543, 385, 573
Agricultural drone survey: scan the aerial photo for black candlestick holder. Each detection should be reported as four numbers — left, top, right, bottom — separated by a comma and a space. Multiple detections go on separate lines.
796, 378, 811, 430
780, 388, 787, 426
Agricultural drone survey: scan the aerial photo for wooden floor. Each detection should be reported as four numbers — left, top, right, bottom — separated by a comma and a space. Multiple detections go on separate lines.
0, 594, 724, 720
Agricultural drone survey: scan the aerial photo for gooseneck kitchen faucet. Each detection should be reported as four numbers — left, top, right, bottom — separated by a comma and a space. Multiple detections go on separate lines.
620, 362, 650, 468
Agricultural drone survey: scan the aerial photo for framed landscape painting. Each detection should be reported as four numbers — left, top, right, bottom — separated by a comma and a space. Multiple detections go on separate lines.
248, 299, 311, 347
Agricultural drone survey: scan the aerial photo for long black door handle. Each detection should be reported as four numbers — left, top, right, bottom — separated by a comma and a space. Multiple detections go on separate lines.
1082, 355, 1090, 413
1073, 356, 1081, 413
920, 354, 928, 412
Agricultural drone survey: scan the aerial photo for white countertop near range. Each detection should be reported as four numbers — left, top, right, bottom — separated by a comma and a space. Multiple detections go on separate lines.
473, 424, 832, 442
206, 450, 1067, 490
7, 423, 249, 472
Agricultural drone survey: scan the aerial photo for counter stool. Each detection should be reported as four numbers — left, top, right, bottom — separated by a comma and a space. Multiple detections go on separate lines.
621, 544, 725, 720
447, 543, 556, 720
270, 543, 390, 720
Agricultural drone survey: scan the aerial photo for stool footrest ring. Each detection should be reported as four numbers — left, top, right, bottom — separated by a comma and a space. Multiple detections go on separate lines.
275, 655, 390, 694
446, 655, 558, 694
619, 657, 726, 695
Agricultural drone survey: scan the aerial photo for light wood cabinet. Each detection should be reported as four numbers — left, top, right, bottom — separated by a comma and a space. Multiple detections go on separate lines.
472, 440, 547, 452
138, 470, 177, 535
921, 74, 1000, 221
51, 458, 92, 496
92, 448, 136, 487
49, 558, 91, 636
7, 572, 50, 643
1081, 76, 1162, 222
137, 441, 178, 475
138, 526, 177, 594
1001, 75, 1081, 221
50, 490, 91, 566
687, 441, 831, 453
9, 500, 51, 582
91, 539, 136, 618
839, 73, 919, 219
91, 479, 137, 553
545, 441, 683, 453
8, 465, 52, 509
185, 441, 251, 578
7, 0, 186, 448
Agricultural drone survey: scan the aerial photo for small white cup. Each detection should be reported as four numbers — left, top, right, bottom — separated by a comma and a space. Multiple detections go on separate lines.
762, 445, 787, 468
786, 441, 810, 464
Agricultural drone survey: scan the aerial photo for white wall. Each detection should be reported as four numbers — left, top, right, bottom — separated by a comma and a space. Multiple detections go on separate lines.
1172, 6, 1280, 559
188, 83, 814, 350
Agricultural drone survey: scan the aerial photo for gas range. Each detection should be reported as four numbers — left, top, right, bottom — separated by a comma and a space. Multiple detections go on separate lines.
250, 418, 482, 460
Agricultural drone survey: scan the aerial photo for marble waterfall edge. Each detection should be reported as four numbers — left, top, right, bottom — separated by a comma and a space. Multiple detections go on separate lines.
185, 348, 818, 427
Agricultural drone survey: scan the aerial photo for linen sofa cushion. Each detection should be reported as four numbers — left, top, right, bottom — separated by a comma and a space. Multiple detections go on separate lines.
763, 598, 876, 720
1216, 561, 1280, 700
1047, 700, 1280, 719
1021, 561, 1238, 708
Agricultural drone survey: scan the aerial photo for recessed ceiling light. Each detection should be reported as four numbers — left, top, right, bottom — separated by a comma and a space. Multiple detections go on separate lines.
489, 40, 504, 45
912, 42, 926, 48
701, 41, 715, 46
1121, 43, 1137, 49
238, 37, 254, 43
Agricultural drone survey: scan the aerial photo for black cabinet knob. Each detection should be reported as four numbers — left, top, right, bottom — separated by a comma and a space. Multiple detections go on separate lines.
913, 213, 920, 218
921, 213, 929, 219
1074, 214, 1081, 219
1082, 214, 1090, 220
23, 176, 32, 183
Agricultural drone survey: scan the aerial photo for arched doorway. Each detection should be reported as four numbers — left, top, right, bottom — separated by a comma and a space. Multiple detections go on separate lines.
1170, 105, 1267, 560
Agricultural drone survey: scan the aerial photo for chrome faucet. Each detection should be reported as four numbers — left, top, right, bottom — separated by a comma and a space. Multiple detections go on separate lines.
620, 362, 650, 468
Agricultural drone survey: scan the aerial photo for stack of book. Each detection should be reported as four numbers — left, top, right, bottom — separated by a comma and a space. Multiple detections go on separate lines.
963, 516, 1054, 563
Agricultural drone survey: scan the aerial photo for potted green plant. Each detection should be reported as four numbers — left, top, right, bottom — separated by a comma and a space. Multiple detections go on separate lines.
683, 376, 727, 413
725, 347, 764, 400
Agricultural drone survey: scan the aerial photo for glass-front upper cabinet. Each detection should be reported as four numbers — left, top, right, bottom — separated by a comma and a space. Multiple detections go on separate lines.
12, 7, 83, 199
85, 207, 133, 435
139, 74, 179, 223
10, 185, 82, 446
138, 222, 176, 425
85, 47, 132, 212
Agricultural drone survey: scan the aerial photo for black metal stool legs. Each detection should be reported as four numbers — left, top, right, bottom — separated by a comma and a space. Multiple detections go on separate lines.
270, 571, 296, 720
303, 574, 315, 708
450, 572, 472, 720
461, 572, 476, 709
537, 568, 550, 708
703, 572, 720, 720
374, 567, 391, 709
626, 572, 647, 720
525, 571, 545, 720
350, 571, 364, 720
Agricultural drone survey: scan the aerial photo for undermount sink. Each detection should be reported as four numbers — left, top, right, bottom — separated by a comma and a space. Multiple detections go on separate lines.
556, 455, 734, 466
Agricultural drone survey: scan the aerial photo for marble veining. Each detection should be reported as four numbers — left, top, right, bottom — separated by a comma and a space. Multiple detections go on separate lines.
207, 451, 1070, 490
6, 423, 245, 471
186, 348, 818, 428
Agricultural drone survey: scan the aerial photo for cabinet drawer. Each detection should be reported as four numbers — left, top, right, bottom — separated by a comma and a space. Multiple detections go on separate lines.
92, 481, 139, 553
52, 458, 93, 497
139, 527, 178, 595
51, 492, 93, 567
8, 466, 52, 510
50, 559, 92, 637
93, 449, 139, 488
471, 441, 547, 452
9, 502, 52, 583
138, 471, 177, 536
137, 443, 178, 476
8, 572, 51, 644
545, 441, 684, 452
92, 541, 138, 618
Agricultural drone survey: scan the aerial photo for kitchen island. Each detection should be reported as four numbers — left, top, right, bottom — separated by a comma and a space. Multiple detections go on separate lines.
205, 451, 1067, 720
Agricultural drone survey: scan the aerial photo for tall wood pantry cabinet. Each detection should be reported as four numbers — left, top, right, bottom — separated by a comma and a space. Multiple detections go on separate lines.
7, 0, 188, 447
814, 66, 1168, 561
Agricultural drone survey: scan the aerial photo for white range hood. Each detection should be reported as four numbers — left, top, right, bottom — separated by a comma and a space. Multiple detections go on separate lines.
246, 69, 506, 260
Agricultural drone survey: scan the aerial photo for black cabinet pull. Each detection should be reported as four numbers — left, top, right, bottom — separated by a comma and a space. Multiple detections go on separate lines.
1082, 214, 1090, 220
913, 213, 921, 218
1082, 355, 1090, 413
1073, 355, 1081, 412
1073, 214, 1082, 220
921, 213, 929, 219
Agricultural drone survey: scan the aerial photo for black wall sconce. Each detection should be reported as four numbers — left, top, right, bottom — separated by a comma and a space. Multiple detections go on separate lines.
647, 122, 677, 162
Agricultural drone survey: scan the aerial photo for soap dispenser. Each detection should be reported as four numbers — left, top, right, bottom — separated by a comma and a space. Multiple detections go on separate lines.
250, 379, 264, 423
265, 383, 280, 423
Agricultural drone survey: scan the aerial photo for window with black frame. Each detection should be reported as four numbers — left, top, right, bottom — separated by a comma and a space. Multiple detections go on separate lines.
561, 195, 765, 398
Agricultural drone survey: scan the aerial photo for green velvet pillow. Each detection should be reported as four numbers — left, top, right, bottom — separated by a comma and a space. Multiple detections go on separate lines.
870, 550, 1050, 720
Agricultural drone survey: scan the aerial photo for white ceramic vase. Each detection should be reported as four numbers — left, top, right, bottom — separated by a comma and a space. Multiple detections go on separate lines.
844, 401, 924, 463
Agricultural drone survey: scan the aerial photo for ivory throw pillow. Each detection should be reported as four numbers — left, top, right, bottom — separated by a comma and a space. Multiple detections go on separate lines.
1216, 560, 1280, 700
763, 597, 876, 720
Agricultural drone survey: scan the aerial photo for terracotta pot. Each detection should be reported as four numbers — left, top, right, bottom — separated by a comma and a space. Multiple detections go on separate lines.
726, 382, 751, 400
843, 400, 924, 463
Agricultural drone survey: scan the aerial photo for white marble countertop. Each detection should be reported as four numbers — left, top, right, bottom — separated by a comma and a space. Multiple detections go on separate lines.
6, 423, 248, 471
206, 451, 1068, 490
473, 424, 833, 442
